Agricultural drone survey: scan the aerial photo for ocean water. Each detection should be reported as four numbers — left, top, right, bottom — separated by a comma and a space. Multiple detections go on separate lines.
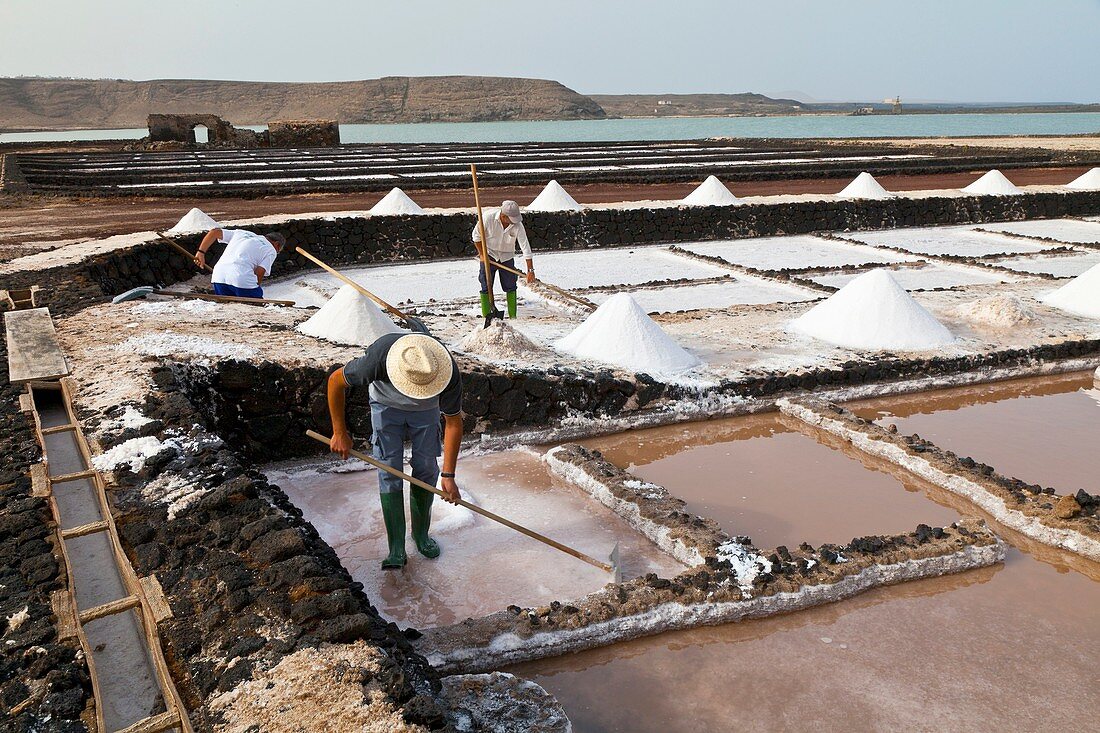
3, 112, 1099, 144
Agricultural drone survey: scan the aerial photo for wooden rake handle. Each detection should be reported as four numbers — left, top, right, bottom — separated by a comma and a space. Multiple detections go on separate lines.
477, 257, 596, 310
294, 246, 411, 323
305, 430, 613, 574
156, 231, 213, 273
470, 164, 497, 305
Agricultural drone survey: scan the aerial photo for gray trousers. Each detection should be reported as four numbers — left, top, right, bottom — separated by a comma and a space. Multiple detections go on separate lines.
370, 401, 442, 494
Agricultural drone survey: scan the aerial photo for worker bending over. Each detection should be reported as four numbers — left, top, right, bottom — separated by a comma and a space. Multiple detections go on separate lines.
328, 333, 464, 570
472, 200, 535, 318
194, 228, 286, 299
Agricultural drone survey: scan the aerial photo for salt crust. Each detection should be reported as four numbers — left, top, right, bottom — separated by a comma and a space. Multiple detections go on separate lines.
1065, 167, 1100, 190
555, 293, 702, 375
526, 180, 583, 212
1041, 262, 1100, 319
459, 320, 544, 360
681, 175, 739, 206
166, 207, 218, 234
955, 293, 1037, 329
962, 169, 1022, 196
789, 269, 955, 351
90, 435, 167, 473
837, 172, 892, 200
368, 187, 424, 215
116, 330, 259, 361
298, 284, 405, 346
131, 299, 221, 316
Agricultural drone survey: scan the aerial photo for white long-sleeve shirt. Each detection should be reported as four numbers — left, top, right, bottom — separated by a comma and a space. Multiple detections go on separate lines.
471, 209, 533, 263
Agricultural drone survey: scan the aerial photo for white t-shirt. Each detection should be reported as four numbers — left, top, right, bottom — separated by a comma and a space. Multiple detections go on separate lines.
211, 230, 278, 289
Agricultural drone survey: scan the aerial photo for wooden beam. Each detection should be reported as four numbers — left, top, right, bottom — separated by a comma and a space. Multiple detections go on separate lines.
41, 424, 77, 436
61, 520, 109, 540
49, 468, 96, 484
78, 595, 140, 624
3, 308, 69, 384
116, 710, 182, 733
31, 464, 49, 497
50, 589, 78, 640
140, 575, 173, 623
18, 393, 34, 413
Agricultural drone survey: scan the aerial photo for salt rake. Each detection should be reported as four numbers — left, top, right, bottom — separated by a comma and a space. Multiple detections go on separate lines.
306, 429, 621, 580
470, 164, 506, 328
473, 257, 597, 312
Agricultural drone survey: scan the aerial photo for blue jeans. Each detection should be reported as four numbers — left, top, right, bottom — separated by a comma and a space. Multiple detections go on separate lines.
477, 258, 518, 294
212, 282, 264, 298
370, 401, 442, 494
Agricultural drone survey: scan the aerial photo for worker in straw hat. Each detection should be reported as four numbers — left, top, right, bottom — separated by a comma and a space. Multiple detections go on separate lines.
194, 228, 286, 299
327, 332, 463, 570
472, 200, 535, 319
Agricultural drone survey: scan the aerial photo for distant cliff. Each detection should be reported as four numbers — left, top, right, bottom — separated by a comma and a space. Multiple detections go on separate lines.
591, 93, 806, 117
0, 76, 607, 130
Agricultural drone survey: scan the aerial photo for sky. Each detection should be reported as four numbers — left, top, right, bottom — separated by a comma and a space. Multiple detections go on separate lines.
2, 0, 1098, 104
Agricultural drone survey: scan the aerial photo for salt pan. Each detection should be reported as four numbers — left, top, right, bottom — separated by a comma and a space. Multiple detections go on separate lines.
298, 284, 404, 346
555, 293, 702, 375
961, 170, 1022, 196
167, 207, 219, 234
837, 172, 892, 200
368, 188, 425, 215
1040, 262, 1100, 319
1066, 167, 1100, 191
681, 176, 739, 206
789, 269, 955, 351
526, 180, 583, 212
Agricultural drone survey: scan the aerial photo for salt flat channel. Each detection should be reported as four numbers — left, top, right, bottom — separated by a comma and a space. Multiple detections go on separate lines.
837, 226, 1055, 256
268, 450, 684, 628
994, 251, 1100, 277
980, 218, 1100, 244
810, 263, 1007, 290
588, 279, 816, 313
680, 235, 909, 269
530, 247, 728, 288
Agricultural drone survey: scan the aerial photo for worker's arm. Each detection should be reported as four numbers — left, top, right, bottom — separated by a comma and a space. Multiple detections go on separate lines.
517, 225, 535, 283
194, 228, 224, 268
254, 265, 267, 285
327, 368, 354, 458
439, 413, 463, 503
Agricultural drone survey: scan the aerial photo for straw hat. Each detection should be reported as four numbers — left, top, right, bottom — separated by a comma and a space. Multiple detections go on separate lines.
386, 334, 454, 399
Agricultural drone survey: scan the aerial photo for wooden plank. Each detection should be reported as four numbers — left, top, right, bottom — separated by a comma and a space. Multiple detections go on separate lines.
41, 424, 77, 436
50, 589, 78, 640
31, 464, 49, 497
116, 710, 181, 733
49, 468, 96, 483
18, 393, 34, 413
61, 519, 109, 540
78, 595, 140, 624
140, 575, 174, 623
3, 308, 69, 384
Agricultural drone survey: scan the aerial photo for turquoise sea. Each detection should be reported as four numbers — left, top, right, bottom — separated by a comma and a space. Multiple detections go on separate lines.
2, 112, 1099, 144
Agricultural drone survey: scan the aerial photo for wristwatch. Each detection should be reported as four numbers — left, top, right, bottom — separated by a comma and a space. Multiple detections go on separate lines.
441, 472, 456, 479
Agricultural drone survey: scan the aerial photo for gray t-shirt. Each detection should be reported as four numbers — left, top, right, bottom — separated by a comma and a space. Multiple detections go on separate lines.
343, 333, 462, 415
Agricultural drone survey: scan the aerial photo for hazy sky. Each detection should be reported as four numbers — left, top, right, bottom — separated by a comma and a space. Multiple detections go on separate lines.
2, 0, 1098, 103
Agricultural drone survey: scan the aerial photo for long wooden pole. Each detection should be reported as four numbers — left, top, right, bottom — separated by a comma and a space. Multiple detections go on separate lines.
473, 258, 596, 310
294, 246, 412, 323
306, 430, 615, 574
151, 290, 295, 307
156, 231, 213, 273
470, 164, 497, 310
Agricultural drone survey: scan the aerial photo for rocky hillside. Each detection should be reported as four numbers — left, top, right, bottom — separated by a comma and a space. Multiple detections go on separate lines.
0, 76, 607, 130
592, 92, 805, 117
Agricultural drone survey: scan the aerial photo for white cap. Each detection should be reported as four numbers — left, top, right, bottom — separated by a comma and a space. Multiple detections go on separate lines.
500, 200, 522, 223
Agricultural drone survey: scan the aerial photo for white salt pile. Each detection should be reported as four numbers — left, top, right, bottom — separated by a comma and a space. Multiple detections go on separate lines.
789, 269, 955, 351
837, 172, 893, 200
962, 170, 1022, 196
682, 176, 739, 206
555, 293, 702, 374
527, 180, 583, 212
167, 207, 219, 234
1040, 262, 1100, 319
298, 284, 404, 346
1066, 167, 1100, 190
91, 435, 170, 473
459, 319, 544, 360
368, 188, 424, 215
955, 294, 1036, 330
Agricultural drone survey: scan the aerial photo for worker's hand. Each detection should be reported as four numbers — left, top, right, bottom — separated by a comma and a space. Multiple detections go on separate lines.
440, 476, 461, 504
330, 430, 353, 459
194, 251, 206, 267
526, 269, 536, 284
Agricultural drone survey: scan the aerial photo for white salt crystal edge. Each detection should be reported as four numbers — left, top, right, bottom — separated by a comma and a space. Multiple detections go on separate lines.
789, 269, 955, 351
555, 293, 703, 374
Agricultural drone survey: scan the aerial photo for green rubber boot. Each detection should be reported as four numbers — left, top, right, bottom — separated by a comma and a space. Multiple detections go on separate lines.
506, 290, 518, 319
479, 292, 492, 318
409, 486, 441, 559
379, 492, 407, 570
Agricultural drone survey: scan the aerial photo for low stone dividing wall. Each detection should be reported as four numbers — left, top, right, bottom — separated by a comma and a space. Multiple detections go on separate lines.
777, 397, 1100, 562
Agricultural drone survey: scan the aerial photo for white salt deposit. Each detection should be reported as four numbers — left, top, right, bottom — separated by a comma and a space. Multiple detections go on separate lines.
555, 293, 702, 374
1040, 262, 1100, 319
955, 294, 1037, 329
1066, 167, 1100, 190
297, 284, 404, 346
166, 207, 219, 234
368, 188, 424, 215
837, 172, 892, 200
681, 176, 739, 206
459, 320, 544, 360
131, 299, 221, 316
526, 180, 583, 212
715, 540, 772, 595
789, 269, 955, 351
6, 606, 29, 632
91, 435, 170, 472
961, 170, 1022, 196
117, 331, 258, 360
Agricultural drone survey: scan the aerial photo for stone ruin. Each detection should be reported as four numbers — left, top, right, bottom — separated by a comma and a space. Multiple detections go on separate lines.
143, 114, 339, 149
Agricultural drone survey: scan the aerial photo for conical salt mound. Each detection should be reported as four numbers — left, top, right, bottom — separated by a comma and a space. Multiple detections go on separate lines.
1041, 262, 1100, 319
527, 180, 583, 212
167, 207, 219, 234
790, 269, 955, 351
837, 172, 892, 200
1066, 167, 1100, 190
682, 176, 740, 206
962, 170, 1022, 196
369, 188, 424, 215
298, 284, 405, 346
555, 293, 702, 374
